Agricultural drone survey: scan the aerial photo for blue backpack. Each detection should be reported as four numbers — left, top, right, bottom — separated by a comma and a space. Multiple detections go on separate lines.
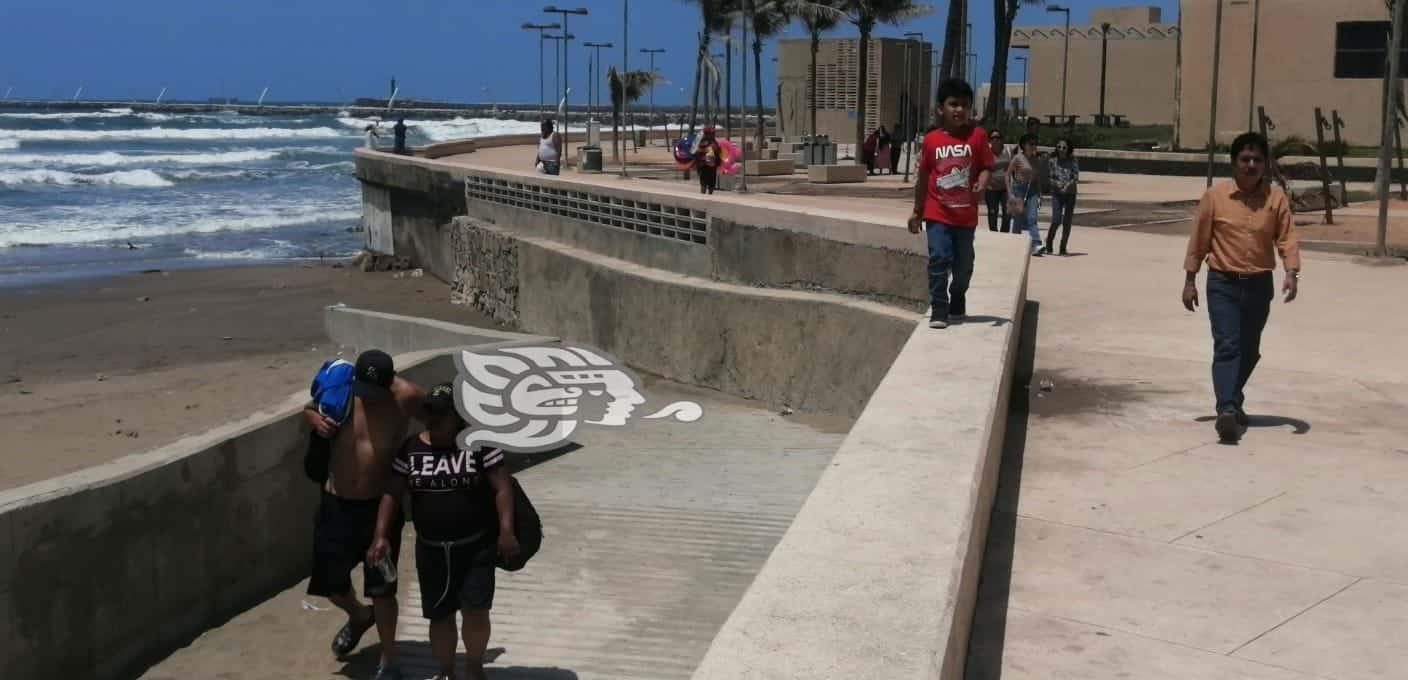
310, 358, 356, 423
304, 358, 356, 482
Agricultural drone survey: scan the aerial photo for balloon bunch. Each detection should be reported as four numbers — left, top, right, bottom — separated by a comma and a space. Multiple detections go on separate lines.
715, 138, 741, 175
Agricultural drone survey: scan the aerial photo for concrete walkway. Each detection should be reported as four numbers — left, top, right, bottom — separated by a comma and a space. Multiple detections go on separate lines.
969, 227, 1408, 680
139, 381, 847, 680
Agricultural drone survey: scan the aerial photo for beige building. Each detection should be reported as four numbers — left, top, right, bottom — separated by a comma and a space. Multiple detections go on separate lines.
978, 81, 1029, 117
1013, 6, 1179, 126
1178, 0, 1400, 148
777, 37, 933, 144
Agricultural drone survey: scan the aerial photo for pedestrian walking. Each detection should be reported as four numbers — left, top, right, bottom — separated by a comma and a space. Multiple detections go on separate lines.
1045, 138, 1079, 255
984, 130, 1012, 233
694, 125, 722, 195
908, 78, 995, 329
393, 118, 409, 155
1007, 133, 1044, 256
369, 384, 519, 680
1182, 131, 1301, 444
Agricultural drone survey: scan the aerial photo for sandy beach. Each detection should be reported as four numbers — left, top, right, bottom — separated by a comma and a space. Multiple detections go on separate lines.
0, 262, 500, 490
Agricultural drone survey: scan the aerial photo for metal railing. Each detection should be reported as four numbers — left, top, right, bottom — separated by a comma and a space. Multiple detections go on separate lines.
465, 175, 709, 245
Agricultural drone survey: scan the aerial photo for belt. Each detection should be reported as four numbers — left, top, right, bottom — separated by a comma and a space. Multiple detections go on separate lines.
1210, 269, 1271, 280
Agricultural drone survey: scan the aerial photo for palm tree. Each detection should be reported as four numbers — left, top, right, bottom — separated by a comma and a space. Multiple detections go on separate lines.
785, 0, 844, 136
983, 0, 1043, 124
938, 0, 964, 81
837, 0, 933, 148
748, 1, 792, 154
608, 67, 661, 164
683, 0, 741, 134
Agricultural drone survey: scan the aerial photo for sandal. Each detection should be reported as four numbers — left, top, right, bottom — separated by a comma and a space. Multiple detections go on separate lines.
331, 605, 374, 657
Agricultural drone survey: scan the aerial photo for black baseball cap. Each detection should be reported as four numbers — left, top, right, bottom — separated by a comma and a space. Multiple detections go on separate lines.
352, 349, 395, 400
423, 382, 458, 418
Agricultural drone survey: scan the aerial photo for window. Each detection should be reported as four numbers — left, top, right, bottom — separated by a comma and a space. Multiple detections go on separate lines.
1334, 21, 1408, 79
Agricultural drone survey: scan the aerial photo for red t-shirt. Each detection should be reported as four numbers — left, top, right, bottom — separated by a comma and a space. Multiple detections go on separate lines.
917, 125, 995, 227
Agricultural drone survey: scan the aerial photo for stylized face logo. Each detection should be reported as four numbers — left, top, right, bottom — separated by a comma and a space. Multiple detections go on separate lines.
452, 343, 700, 453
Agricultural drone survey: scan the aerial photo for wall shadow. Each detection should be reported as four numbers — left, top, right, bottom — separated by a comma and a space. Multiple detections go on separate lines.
963, 300, 1040, 680
338, 643, 578, 680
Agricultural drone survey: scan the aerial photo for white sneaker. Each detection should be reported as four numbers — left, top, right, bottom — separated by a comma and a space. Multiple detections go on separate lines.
1031, 244, 1045, 257
929, 316, 948, 329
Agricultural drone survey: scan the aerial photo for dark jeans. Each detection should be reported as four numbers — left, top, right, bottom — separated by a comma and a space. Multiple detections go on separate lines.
1207, 270, 1274, 414
984, 188, 1012, 232
925, 222, 976, 318
1047, 192, 1076, 252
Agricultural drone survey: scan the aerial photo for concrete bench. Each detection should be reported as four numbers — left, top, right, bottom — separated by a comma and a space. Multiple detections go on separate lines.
745, 159, 796, 176
808, 164, 867, 184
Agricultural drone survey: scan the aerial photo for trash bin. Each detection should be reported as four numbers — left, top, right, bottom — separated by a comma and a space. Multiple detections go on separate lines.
580, 145, 604, 172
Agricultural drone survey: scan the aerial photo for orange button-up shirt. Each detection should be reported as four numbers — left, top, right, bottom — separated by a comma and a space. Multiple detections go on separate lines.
1184, 179, 1302, 274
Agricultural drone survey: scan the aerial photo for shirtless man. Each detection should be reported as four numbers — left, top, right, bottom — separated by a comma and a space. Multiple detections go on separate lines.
303, 349, 424, 680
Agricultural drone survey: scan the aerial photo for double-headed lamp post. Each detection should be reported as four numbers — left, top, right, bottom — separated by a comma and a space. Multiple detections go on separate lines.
641, 48, 666, 145
544, 5, 589, 161
583, 41, 614, 121
521, 22, 562, 120
1015, 55, 1029, 117
1046, 4, 1071, 120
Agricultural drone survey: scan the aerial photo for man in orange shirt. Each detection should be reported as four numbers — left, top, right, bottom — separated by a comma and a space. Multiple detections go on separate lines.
1182, 132, 1301, 443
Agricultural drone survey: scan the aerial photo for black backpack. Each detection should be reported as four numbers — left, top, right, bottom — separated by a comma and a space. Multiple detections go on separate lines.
496, 476, 542, 572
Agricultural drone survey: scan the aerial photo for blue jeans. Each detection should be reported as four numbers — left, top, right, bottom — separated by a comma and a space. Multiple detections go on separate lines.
925, 222, 976, 318
1047, 192, 1075, 252
1010, 184, 1042, 248
1207, 270, 1274, 413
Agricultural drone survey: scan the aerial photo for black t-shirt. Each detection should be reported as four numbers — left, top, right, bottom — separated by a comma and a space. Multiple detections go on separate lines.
392, 434, 505, 542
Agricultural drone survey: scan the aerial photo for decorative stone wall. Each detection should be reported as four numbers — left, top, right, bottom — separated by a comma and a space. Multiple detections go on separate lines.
450, 217, 520, 326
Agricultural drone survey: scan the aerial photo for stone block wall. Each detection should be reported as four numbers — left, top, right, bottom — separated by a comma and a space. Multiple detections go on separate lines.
451, 218, 521, 326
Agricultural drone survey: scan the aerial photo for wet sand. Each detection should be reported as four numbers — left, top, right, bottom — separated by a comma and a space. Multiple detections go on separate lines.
0, 262, 501, 490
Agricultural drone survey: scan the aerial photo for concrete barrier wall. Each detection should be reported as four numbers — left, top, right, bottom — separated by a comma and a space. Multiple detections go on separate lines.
324, 306, 555, 356
450, 218, 917, 418
0, 345, 500, 680
690, 234, 1032, 680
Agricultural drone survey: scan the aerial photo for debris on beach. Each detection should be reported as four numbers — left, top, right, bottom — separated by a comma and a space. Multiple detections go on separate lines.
140, 268, 164, 274
96, 373, 107, 382
410, 268, 424, 278
780, 405, 794, 416
18, 389, 32, 395
4, 376, 19, 384
1038, 379, 1055, 393
136, 296, 150, 302
222, 336, 233, 341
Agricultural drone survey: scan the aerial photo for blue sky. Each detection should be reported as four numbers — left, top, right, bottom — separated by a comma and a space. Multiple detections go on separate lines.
0, 0, 1178, 105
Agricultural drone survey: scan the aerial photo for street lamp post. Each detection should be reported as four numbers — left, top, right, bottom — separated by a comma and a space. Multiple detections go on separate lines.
583, 41, 614, 121
641, 48, 666, 145
1206, 0, 1224, 188
1099, 22, 1111, 125
545, 6, 589, 162
1047, 4, 1071, 120
904, 31, 923, 184
545, 34, 572, 114
521, 22, 561, 119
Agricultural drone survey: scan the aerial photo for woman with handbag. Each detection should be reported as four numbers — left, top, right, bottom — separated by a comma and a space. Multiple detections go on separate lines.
1007, 133, 1045, 257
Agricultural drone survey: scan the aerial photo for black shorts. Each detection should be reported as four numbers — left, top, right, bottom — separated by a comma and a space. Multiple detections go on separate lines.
416, 534, 497, 620
308, 490, 403, 598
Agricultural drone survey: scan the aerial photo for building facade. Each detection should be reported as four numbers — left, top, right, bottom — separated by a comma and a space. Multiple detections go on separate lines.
1178, 0, 1401, 149
1012, 6, 1179, 126
777, 37, 933, 144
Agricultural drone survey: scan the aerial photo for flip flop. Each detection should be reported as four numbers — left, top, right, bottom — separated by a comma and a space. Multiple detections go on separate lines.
331, 605, 374, 657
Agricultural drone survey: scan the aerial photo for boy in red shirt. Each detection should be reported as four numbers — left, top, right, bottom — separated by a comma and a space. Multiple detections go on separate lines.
909, 79, 995, 329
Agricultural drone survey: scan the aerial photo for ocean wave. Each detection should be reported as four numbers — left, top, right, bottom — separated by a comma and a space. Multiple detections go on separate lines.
0, 149, 287, 167
0, 206, 361, 247
337, 116, 541, 142
0, 109, 135, 120
0, 140, 16, 150
0, 168, 173, 188
0, 126, 347, 142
